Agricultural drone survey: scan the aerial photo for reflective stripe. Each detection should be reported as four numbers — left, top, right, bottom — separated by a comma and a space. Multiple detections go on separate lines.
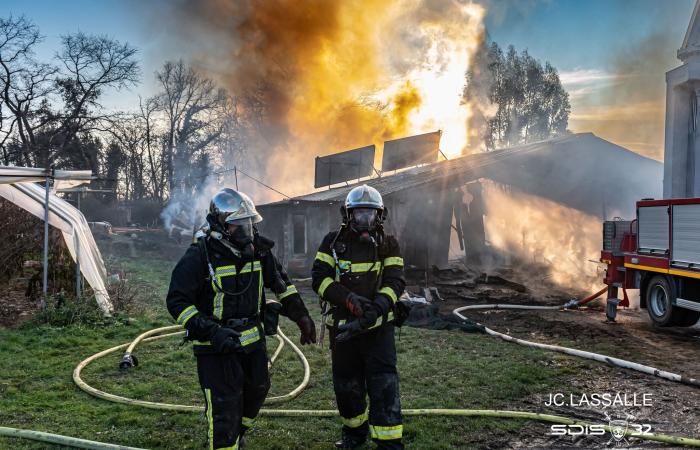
350, 262, 381, 273
378, 286, 398, 304
239, 326, 261, 346
276, 285, 298, 300
176, 305, 198, 326
211, 265, 236, 320
315, 251, 335, 267
242, 416, 256, 428
370, 424, 403, 440
205, 389, 214, 450
342, 408, 368, 428
211, 262, 262, 319
239, 261, 262, 274
318, 277, 334, 297
383, 256, 404, 267
368, 310, 393, 329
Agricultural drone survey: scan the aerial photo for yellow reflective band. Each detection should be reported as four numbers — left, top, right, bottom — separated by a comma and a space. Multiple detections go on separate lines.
318, 277, 334, 297
205, 389, 214, 450
242, 416, 256, 428
276, 285, 298, 300
315, 251, 335, 267
212, 265, 237, 320
368, 311, 394, 330
239, 261, 262, 274
383, 256, 404, 267
378, 286, 398, 303
239, 326, 261, 346
342, 408, 368, 428
176, 305, 198, 326
370, 424, 403, 440
350, 262, 381, 273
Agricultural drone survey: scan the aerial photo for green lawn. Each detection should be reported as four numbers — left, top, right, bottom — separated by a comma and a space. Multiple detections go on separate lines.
0, 255, 577, 449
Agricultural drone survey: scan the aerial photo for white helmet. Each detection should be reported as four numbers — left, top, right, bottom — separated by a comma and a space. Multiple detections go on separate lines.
344, 185, 385, 233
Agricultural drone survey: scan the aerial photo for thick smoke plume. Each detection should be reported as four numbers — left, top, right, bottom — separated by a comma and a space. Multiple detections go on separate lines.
161, 0, 486, 199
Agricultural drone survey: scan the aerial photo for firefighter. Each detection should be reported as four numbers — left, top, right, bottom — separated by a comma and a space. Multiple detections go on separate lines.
312, 184, 406, 449
166, 188, 316, 450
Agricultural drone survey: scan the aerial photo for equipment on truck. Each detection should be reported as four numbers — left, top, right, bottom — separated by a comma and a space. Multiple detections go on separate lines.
601, 198, 700, 326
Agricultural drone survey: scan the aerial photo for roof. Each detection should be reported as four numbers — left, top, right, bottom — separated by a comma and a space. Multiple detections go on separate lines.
261, 133, 663, 218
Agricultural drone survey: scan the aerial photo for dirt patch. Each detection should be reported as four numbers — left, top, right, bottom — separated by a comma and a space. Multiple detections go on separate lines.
420, 264, 700, 448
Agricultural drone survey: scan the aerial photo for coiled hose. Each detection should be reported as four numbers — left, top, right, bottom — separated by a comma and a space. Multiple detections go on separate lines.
5, 293, 700, 449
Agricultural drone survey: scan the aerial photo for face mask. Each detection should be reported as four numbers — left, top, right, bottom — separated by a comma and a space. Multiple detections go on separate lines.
350, 208, 378, 241
226, 219, 255, 259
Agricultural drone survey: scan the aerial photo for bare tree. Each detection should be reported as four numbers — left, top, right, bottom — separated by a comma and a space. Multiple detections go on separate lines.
0, 15, 57, 165
155, 59, 229, 196
50, 32, 140, 164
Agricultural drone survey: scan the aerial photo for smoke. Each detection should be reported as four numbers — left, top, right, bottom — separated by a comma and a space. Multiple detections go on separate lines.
481, 181, 602, 292
567, 4, 687, 160
152, 0, 486, 200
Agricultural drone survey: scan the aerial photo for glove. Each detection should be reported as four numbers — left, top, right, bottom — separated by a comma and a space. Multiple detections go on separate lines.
360, 303, 379, 329
210, 327, 242, 353
373, 294, 392, 316
296, 315, 317, 345
345, 293, 371, 318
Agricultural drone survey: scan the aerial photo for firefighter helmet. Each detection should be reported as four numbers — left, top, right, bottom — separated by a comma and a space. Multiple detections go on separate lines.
343, 185, 385, 232
344, 184, 383, 211
209, 188, 263, 229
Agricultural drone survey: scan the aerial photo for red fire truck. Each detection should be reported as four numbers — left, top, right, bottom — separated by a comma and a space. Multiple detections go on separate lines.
601, 198, 700, 327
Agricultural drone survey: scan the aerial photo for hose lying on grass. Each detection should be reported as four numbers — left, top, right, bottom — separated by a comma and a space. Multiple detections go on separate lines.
452, 301, 700, 388
6, 288, 700, 449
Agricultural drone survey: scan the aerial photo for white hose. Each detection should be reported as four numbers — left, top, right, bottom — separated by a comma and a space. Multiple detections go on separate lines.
453, 304, 700, 387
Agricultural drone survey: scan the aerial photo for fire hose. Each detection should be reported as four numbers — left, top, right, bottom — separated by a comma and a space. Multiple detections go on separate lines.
4, 291, 700, 449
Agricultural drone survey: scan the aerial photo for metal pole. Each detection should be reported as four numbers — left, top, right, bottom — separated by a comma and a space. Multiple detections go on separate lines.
234, 166, 239, 190
41, 173, 51, 307
75, 228, 81, 299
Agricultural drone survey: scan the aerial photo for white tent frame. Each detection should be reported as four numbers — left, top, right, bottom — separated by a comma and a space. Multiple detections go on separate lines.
0, 166, 112, 314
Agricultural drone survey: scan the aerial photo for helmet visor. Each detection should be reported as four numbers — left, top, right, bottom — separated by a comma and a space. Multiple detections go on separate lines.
351, 208, 378, 231
225, 216, 254, 239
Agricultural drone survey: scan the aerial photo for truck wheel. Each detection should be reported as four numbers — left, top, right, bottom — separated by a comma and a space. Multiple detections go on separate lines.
646, 275, 700, 326
646, 276, 677, 326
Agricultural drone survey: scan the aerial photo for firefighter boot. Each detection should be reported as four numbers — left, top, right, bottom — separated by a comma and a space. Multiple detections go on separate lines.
335, 432, 367, 449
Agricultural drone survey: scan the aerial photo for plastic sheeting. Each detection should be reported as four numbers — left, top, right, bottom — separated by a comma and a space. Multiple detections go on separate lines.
0, 181, 112, 314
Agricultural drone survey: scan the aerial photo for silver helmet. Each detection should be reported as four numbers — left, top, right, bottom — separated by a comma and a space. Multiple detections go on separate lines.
344, 185, 384, 233
344, 184, 383, 211
209, 188, 263, 229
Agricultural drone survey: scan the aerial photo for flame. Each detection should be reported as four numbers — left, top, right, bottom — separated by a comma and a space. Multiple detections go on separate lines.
176, 0, 487, 199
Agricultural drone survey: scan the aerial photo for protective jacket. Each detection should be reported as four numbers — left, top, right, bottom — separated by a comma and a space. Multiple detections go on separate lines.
311, 228, 405, 328
167, 233, 309, 354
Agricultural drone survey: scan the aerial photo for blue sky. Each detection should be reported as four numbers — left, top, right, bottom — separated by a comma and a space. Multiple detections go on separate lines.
3, 0, 696, 159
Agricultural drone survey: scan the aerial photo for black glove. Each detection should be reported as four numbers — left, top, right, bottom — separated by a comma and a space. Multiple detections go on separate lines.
360, 303, 379, 329
345, 293, 371, 318
296, 315, 317, 345
373, 294, 392, 316
210, 327, 242, 353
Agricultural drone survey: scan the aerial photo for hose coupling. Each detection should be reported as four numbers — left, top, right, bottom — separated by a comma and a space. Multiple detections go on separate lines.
119, 352, 139, 370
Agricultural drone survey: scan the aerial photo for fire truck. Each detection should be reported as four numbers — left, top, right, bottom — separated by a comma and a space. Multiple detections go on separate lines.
601, 198, 700, 327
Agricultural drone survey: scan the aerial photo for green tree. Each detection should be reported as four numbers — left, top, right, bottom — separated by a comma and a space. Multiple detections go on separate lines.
466, 41, 570, 150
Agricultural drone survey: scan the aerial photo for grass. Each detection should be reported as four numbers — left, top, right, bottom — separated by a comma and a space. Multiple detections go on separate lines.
0, 254, 582, 449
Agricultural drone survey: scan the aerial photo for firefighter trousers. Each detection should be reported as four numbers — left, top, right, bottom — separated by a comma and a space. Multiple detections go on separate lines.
196, 344, 270, 450
331, 324, 403, 449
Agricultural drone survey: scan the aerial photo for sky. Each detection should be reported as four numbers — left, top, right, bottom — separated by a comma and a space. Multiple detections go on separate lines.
3, 0, 696, 161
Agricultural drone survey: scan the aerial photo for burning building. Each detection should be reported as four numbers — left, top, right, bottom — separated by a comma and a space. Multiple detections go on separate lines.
257, 132, 662, 278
